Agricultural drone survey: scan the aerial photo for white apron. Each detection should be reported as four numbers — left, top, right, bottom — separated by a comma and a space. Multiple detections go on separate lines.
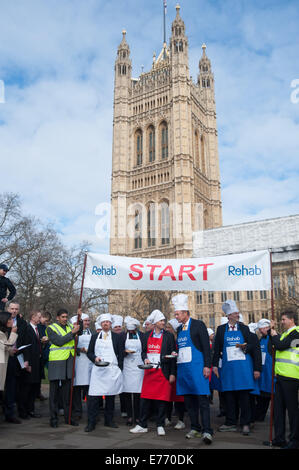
122, 334, 144, 393
74, 332, 93, 386
88, 332, 123, 396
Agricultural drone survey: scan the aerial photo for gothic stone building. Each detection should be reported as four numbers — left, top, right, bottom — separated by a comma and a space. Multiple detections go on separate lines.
109, 6, 222, 317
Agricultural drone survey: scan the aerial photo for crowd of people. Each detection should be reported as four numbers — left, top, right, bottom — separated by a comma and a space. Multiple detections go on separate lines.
0, 263, 298, 449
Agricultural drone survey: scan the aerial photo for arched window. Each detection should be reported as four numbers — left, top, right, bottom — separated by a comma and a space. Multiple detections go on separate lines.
161, 201, 170, 245
147, 203, 156, 247
194, 130, 199, 167
148, 125, 155, 162
160, 121, 168, 160
134, 209, 142, 249
201, 135, 206, 175
136, 129, 143, 166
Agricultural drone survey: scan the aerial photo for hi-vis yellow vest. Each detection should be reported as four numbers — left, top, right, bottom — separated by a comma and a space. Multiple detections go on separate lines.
46, 322, 75, 361
275, 326, 299, 380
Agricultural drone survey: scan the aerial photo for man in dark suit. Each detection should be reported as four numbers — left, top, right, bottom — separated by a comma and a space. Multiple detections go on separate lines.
4, 301, 27, 423
18, 310, 45, 419
85, 313, 125, 432
130, 309, 177, 436
172, 294, 213, 444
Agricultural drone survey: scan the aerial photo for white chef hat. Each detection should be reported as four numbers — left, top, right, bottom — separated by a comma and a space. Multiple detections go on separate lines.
98, 313, 112, 324
172, 294, 189, 311
257, 318, 271, 329
168, 318, 181, 331
222, 299, 239, 316
239, 313, 244, 323
112, 315, 123, 328
70, 313, 89, 324
150, 309, 166, 324
95, 321, 102, 330
248, 322, 258, 333
124, 316, 140, 330
220, 316, 228, 325
207, 328, 214, 336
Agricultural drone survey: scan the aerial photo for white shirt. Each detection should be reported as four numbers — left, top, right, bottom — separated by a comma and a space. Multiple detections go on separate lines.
228, 322, 238, 331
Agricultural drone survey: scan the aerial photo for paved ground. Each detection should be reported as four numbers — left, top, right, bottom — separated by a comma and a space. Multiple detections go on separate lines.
0, 384, 279, 451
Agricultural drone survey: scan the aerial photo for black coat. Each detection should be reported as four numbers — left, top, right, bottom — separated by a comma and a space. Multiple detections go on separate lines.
177, 318, 212, 368
22, 323, 45, 383
212, 322, 255, 367
7, 314, 28, 376
250, 332, 262, 372
141, 329, 177, 381
87, 331, 125, 370
0, 275, 16, 310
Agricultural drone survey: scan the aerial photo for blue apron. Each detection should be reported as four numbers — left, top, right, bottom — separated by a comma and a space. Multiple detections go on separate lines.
248, 354, 260, 396
258, 336, 273, 394
210, 356, 222, 392
176, 318, 210, 396
221, 326, 254, 392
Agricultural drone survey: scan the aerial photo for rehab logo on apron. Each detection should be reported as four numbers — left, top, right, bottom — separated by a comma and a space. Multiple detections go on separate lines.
141, 331, 172, 402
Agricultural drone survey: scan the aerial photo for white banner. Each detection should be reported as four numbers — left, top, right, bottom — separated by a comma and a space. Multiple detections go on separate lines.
84, 250, 271, 292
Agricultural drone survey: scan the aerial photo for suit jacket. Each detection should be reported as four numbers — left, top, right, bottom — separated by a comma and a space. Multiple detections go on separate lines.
212, 322, 255, 367
141, 329, 176, 381
7, 314, 28, 376
87, 331, 125, 370
250, 332, 262, 372
177, 318, 212, 368
22, 323, 45, 383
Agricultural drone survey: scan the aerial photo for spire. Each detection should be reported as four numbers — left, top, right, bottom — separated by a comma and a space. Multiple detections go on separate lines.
170, 3, 188, 58
115, 29, 131, 79
198, 43, 214, 100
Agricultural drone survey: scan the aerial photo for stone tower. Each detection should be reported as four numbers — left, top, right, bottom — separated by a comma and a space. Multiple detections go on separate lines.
109, 5, 222, 316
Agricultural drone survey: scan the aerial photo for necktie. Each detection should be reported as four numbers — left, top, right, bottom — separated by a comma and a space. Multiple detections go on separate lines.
104, 332, 108, 340
182, 324, 187, 331
35, 327, 42, 353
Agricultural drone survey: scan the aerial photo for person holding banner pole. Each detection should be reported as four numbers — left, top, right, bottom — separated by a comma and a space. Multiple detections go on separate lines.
172, 294, 213, 444
46, 308, 83, 428
263, 311, 299, 448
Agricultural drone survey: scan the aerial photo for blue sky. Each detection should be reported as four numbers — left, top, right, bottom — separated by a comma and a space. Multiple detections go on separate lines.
0, 0, 298, 253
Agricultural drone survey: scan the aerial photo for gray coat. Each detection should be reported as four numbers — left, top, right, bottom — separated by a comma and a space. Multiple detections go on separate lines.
46, 322, 83, 381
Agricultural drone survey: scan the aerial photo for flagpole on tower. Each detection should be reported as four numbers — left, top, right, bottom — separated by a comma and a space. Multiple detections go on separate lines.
163, 0, 167, 44
163, 0, 167, 59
